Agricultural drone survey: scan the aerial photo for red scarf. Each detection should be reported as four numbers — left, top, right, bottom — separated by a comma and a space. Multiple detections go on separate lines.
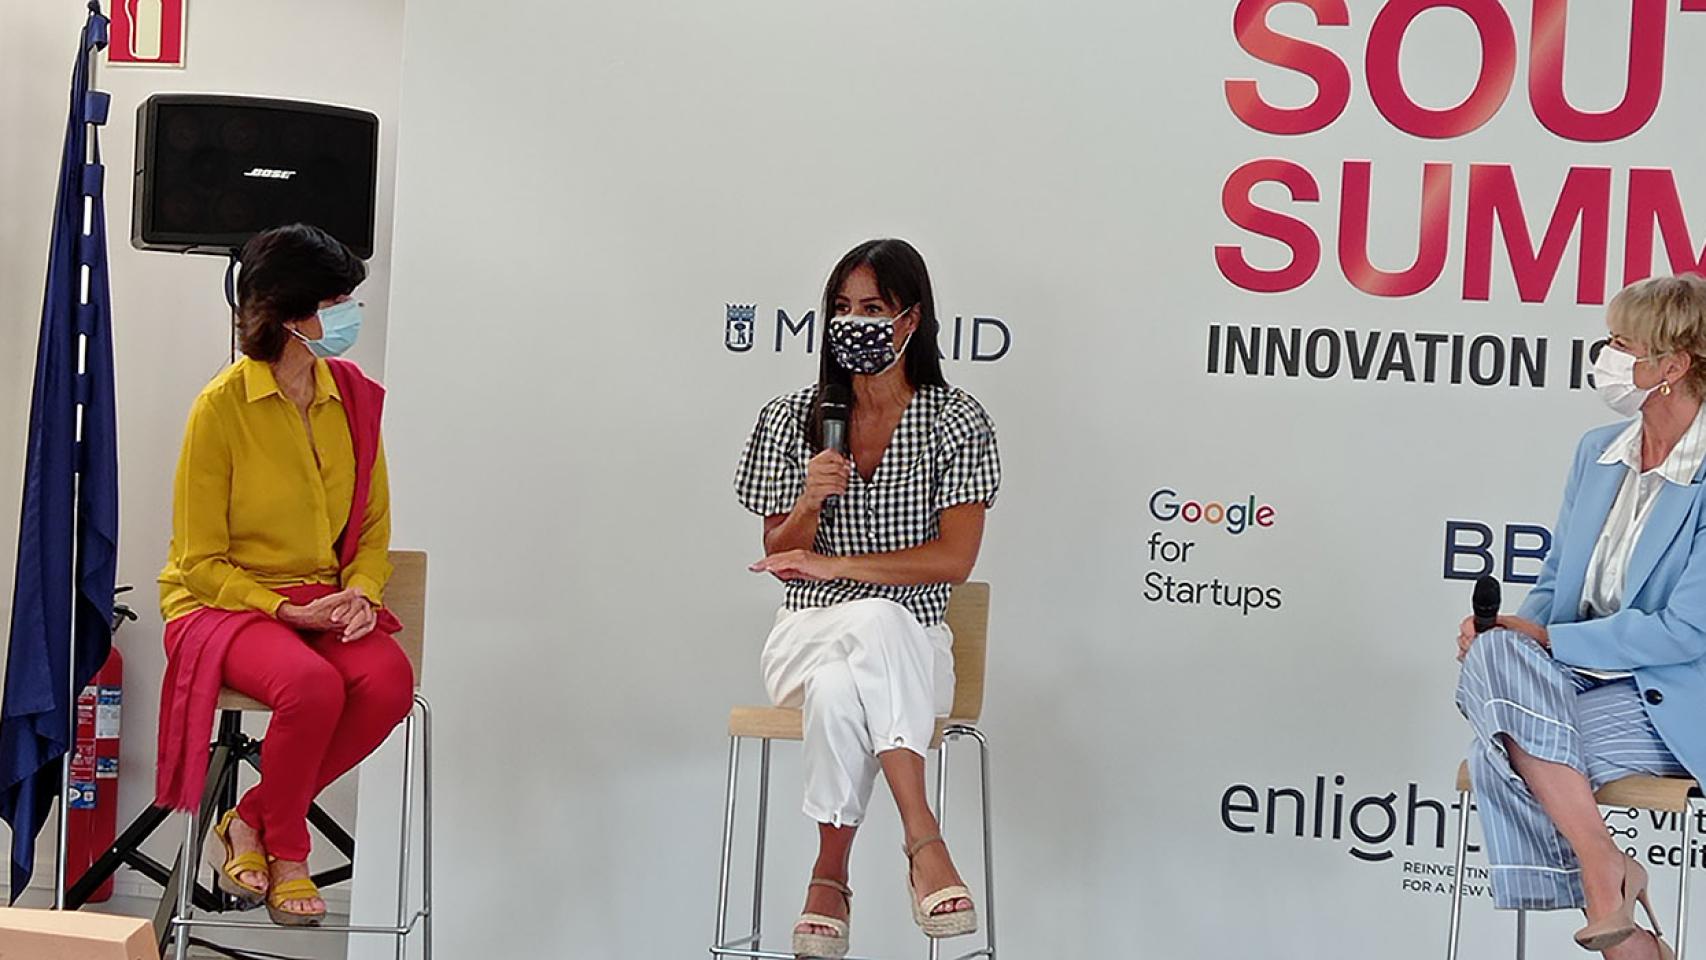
155, 359, 397, 811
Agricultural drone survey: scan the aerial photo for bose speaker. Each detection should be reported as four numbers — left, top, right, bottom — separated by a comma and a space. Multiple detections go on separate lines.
133, 94, 379, 259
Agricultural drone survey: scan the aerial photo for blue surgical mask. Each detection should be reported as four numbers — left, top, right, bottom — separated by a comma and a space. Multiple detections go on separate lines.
292, 300, 364, 358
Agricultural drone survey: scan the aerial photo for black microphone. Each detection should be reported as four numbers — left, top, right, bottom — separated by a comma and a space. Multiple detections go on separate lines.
1473, 575, 1501, 634
820, 385, 851, 455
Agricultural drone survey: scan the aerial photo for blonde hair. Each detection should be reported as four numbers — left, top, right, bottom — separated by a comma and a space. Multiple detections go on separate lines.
1608, 273, 1706, 398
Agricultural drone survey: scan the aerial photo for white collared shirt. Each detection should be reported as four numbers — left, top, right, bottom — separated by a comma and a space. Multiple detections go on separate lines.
1575, 404, 1706, 678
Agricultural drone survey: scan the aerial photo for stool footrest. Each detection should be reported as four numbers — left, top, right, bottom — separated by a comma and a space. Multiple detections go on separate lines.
173, 911, 425, 936
711, 948, 991, 960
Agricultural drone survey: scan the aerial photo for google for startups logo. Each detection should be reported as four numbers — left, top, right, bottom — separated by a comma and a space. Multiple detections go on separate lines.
1145, 488, 1282, 615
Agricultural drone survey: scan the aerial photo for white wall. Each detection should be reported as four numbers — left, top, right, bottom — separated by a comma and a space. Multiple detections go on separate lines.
369, 1, 1706, 958
0, 0, 405, 907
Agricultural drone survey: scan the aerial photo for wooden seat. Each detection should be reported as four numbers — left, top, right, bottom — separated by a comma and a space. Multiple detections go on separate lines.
726, 582, 991, 747
1455, 759, 1699, 812
214, 550, 428, 713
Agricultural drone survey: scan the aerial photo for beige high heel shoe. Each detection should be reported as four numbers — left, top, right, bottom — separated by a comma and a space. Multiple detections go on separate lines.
792, 878, 851, 959
904, 835, 977, 939
1575, 854, 1658, 951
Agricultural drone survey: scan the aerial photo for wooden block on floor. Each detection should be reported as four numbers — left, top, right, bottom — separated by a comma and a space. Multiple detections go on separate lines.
0, 907, 157, 960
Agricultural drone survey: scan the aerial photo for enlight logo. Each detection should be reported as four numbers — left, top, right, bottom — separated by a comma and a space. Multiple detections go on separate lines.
1221, 775, 1466, 863
242, 167, 297, 181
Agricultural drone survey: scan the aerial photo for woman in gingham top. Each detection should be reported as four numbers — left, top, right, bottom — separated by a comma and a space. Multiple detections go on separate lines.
736, 239, 999, 959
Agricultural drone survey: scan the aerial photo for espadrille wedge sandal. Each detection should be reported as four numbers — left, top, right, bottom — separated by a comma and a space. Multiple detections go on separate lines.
206, 809, 266, 908
792, 877, 852, 959
904, 835, 977, 939
265, 859, 326, 928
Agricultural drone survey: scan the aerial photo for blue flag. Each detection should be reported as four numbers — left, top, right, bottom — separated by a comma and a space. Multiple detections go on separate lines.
0, 3, 119, 904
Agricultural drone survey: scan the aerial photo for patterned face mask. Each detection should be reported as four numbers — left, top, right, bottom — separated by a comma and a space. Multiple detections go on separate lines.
828, 307, 914, 375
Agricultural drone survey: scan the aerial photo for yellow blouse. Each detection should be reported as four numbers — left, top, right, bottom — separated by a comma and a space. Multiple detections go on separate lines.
158, 357, 392, 621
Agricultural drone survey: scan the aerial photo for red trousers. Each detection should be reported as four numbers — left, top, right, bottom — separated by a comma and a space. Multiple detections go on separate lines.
223, 620, 414, 861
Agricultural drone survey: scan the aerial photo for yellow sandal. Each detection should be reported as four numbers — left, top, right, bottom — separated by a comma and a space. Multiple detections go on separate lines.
266, 871, 327, 928
206, 810, 267, 908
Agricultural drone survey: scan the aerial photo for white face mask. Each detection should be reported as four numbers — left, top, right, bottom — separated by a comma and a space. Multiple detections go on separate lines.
1591, 345, 1659, 418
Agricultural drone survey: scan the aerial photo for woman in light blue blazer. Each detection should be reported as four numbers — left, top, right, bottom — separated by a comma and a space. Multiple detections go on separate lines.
1457, 274, 1706, 960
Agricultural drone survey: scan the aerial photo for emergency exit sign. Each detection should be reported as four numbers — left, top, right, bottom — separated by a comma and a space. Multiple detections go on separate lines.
108, 0, 186, 67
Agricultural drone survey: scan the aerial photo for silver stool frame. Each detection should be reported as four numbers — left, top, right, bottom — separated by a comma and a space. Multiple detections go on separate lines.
710, 723, 997, 960
1446, 782, 1699, 960
168, 693, 434, 960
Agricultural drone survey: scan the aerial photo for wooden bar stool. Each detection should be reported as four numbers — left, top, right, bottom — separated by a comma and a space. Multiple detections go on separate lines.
711, 583, 996, 960
1446, 759, 1701, 960
166, 550, 434, 960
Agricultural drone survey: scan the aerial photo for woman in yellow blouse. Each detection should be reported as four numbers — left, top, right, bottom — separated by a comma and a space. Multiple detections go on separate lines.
154, 224, 412, 927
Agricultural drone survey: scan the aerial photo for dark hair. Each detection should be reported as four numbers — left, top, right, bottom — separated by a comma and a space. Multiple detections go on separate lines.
235, 224, 366, 362
807, 238, 948, 450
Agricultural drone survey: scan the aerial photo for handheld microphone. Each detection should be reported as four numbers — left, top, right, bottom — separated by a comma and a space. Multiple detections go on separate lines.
820, 385, 851, 455
1472, 575, 1501, 634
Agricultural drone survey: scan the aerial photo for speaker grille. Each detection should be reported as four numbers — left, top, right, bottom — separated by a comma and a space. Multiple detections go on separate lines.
135, 95, 379, 259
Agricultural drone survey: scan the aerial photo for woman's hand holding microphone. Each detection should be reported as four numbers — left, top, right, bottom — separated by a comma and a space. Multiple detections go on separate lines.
752, 450, 852, 581
801, 449, 850, 512
1456, 613, 1549, 661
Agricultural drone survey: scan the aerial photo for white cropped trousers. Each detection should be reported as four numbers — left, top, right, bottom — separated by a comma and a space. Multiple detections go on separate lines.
761, 598, 955, 827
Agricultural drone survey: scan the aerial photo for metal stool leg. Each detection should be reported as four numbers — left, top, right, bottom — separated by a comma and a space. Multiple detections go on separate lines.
419, 695, 435, 960
396, 708, 418, 960
713, 736, 741, 954
1515, 910, 1527, 960
1679, 798, 1695, 960
1447, 788, 1472, 960
173, 811, 196, 960
975, 729, 996, 960
928, 735, 951, 960
752, 739, 771, 953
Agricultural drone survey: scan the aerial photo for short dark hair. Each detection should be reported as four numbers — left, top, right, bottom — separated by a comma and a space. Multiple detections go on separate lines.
235, 224, 366, 362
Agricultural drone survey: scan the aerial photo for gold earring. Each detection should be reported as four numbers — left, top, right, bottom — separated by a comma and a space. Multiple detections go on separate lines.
1661, 381, 1673, 396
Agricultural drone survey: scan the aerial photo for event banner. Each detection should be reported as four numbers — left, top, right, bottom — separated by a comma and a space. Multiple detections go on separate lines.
371, 2, 1706, 957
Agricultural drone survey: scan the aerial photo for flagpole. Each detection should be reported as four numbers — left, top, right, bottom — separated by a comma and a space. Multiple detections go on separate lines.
55, 2, 100, 911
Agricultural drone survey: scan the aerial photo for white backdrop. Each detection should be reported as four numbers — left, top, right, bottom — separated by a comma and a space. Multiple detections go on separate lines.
360, 1, 1706, 957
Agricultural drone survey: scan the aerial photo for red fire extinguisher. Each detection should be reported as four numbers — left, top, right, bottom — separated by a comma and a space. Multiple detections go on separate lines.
67, 646, 122, 902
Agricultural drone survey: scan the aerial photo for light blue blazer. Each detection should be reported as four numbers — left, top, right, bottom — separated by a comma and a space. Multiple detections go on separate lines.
1519, 419, 1706, 780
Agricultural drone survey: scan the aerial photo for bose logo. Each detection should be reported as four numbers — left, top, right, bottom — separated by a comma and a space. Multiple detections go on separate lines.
242, 167, 297, 180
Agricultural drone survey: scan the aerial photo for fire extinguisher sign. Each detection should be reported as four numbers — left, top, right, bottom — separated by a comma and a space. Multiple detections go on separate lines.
108, 0, 187, 68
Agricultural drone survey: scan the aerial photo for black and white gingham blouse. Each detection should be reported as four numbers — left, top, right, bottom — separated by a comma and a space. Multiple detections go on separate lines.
735, 384, 1001, 627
